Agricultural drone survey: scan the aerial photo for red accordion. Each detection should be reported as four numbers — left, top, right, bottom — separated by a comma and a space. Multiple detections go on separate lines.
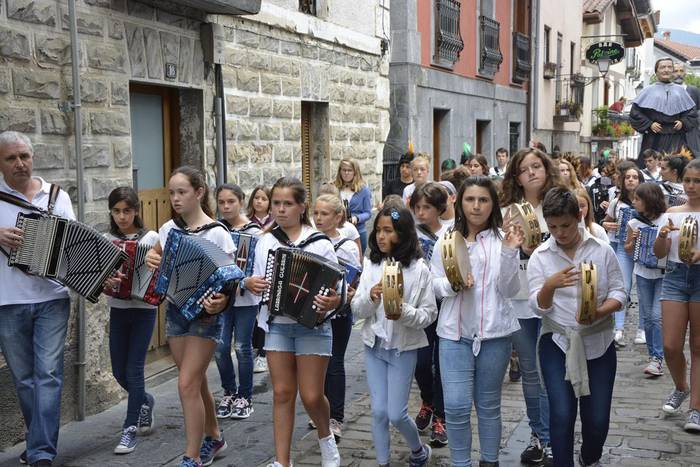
103, 239, 162, 305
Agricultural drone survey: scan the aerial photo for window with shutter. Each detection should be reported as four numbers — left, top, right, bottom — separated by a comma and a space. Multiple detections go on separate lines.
479, 16, 503, 78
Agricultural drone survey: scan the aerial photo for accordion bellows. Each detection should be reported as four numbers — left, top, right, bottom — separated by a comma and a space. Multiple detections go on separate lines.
230, 231, 258, 276
616, 207, 636, 243
633, 226, 665, 269
103, 238, 163, 305
263, 247, 344, 329
8, 212, 127, 303
155, 229, 244, 321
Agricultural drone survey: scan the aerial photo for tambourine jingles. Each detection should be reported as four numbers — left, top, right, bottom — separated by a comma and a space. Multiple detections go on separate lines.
509, 202, 542, 250
382, 258, 403, 320
577, 261, 597, 325
678, 215, 698, 264
441, 229, 471, 291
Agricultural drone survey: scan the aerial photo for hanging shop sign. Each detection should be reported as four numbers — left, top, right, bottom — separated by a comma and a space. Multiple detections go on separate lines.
585, 41, 625, 65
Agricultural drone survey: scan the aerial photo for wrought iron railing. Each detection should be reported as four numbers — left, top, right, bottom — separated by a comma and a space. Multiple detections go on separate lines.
553, 77, 585, 123
512, 32, 531, 83
479, 16, 503, 77
434, 0, 464, 68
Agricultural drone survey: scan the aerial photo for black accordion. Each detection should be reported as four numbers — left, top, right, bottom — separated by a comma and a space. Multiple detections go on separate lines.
8, 212, 127, 303
263, 247, 345, 328
155, 229, 244, 321
230, 231, 258, 276
103, 238, 163, 305
633, 226, 665, 269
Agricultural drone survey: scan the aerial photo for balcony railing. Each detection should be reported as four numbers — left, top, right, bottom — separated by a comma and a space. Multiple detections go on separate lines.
591, 107, 634, 139
553, 77, 585, 123
434, 0, 465, 68
512, 32, 531, 83
479, 16, 503, 78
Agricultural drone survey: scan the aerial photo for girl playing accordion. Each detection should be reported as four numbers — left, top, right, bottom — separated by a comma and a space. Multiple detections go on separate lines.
145, 167, 235, 467
351, 206, 438, 467
245, 177, 342, 467
103, 187, 159, 455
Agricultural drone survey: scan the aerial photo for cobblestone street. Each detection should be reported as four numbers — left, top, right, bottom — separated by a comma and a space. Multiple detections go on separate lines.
0, 309, 697, 467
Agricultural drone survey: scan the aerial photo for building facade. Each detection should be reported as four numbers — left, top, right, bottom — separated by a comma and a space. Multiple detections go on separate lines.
0, 0, 389, 449
386, 0, 532, 180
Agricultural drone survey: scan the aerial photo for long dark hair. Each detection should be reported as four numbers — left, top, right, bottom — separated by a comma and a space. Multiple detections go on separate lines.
170, 166, 213, 219
500, 148, 561, 206
246, 185, 271, 217
617, 162, 643, 206
108, 186, 144, 236
368, 207, 422, 267
267, 177, 311, 231
216, 183, 245, 203
665, 156, 689, 181
454, 176, 502, 239
409, 182, 448, 215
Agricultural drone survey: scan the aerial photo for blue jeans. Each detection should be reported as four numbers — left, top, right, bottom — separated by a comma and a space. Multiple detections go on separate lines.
365, 342, 423, 465
539, 334, 616, 467
636, 275, 664, 359
440, 336, 511, 466
325, 313, 353, 422
215, 304, 257, 399
109, 307, 157, 428
611, 241, 641, 330
415, 320, 444, 418
510, 317, 550, 444
358, 229, 368, 254
0, 298, 70, 464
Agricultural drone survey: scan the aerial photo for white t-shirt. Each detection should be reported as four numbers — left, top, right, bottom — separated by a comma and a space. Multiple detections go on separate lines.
104, 230, 160, 310
589, 222, 609, 244
337, 221, 360, 241
659, 212, 700, 264
402, 183, 417, 206
0, 177, 75, 306
340, 189, 354, 203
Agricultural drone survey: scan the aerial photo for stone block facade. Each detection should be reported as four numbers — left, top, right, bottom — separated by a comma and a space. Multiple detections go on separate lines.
0, 0, 389, 451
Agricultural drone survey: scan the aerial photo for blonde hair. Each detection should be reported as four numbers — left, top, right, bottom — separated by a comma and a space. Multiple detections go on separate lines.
574, 187, 594, 232
334, 158, 365, 193
411, 152, 431, 168
319, 182, 340, 196
559, 159, 582, 190
315, 194, 344, 215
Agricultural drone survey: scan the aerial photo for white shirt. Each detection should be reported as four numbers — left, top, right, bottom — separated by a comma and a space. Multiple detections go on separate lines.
340, 189, 353, 203
253, 225, 338, 330
337, 221, 360, 241
489, 166, 507, 178
104, 230, 160, 310
659, 212, 700, 264
0, 177, 75, 306
627, 217, 665, 279
605, 197, 631, 243
584, 221, 609, 244
330, 234, 362, 269
431, 229, 520, 344
402, 183, 416, 206
527, 228, 626, 360
642, 167, 662, 182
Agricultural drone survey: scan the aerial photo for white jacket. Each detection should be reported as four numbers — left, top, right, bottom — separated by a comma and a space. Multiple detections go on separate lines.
431, 228, 521, 342
352, 257, 437, 352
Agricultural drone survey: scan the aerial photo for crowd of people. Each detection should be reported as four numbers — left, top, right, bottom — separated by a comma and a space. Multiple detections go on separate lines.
1, 116, 699, 467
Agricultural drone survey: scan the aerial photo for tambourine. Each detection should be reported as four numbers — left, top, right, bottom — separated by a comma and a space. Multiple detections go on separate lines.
441, 229, 471, 291
577, 261, 597, 325
382, 258, 403, 320
679, 215, 698, 264
509, 202, 542, 250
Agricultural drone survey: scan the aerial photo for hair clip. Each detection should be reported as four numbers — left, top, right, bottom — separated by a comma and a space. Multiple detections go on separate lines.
390, 209, 400, 221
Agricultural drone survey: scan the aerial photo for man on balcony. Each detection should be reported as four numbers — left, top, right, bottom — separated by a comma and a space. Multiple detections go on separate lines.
609, 97, 626, 113
630, 58, 699, 157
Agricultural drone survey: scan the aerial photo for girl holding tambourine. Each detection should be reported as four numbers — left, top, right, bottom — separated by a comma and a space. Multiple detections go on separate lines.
431, 176, 523, 467
527, 187, 625, 467
653, 158, 700, 433
499, 147, 561, 464
351, 206, 437, 467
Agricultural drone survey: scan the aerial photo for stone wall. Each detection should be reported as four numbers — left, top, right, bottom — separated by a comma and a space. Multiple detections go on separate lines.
218, 14, 390, 197
0, 0, 213, 449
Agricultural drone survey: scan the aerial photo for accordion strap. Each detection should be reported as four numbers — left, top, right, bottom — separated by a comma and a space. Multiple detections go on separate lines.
270, 226, 330, 249
417, 224, 438, 242
333, 238, 353, 252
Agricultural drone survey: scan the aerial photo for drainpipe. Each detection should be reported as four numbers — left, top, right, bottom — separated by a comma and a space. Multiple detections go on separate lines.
530, 0, 540, 143
214, 63, 227, 185
67, 0, 87, 421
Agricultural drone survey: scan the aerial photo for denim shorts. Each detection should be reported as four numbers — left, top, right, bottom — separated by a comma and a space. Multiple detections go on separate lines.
660, 261, 700, 303
264, 321, 332, 356
165, 303, 224, 344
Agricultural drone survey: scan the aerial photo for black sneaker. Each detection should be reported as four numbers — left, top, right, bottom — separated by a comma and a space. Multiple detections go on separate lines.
542, 443, 554, 466
520, 433, 544, 464
429, 417, 448, 447
509, 355, 521, 382
137, 393, 155, 434
415, 402, 433, 432
20, 450, 27, 464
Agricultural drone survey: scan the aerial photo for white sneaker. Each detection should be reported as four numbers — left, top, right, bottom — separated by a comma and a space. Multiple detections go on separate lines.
319, 434, 341, 467
634, 329, 646, 344
254, 356, 268, 373
613, 329, 626, 347
644, 357, 663, 377
266, 462, 293, 467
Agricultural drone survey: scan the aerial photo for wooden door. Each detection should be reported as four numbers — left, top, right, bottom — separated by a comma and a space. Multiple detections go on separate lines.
130, 84, 180, 350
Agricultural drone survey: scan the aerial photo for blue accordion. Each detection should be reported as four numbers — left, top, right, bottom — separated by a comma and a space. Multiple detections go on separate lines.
230, 231, 258, 276
633, 226, 665, 269
615, 207, 637, 243
155, 229, 244, 321
419, 237, 437, 262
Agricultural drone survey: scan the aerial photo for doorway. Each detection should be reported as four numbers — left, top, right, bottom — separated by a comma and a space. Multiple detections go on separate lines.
433, 109, 449, 177
129, 83, 181, 350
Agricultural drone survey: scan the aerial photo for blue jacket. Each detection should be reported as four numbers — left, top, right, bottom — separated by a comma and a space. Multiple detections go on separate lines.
347, 186, 372, 233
